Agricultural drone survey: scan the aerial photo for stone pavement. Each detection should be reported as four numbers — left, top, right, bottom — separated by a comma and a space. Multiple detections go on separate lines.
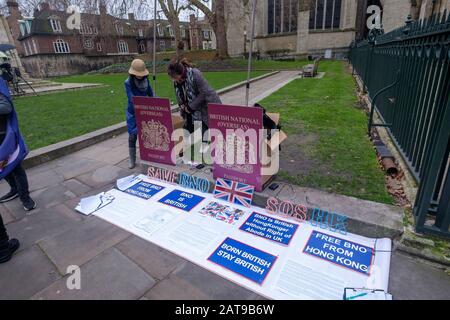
0, 72, 449, 300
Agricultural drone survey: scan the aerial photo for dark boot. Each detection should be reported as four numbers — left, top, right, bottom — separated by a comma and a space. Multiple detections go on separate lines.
129, 147, 137, 169
0, 239, 20, 264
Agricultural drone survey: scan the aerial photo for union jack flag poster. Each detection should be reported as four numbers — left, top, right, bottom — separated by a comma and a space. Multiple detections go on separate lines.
213, 178, 255, 208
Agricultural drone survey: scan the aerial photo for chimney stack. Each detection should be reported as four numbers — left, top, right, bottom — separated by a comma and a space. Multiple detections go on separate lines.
128, 13, 135, 21
39, 2, 51, 11
99, 0, 107, 16
6, 0, 20, 17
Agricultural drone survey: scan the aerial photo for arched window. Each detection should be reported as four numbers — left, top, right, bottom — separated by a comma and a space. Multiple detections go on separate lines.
268, 0, 298, 34
168, 26, 174, 37
309, 0, 342, 30
50, 18, 62, 33
117, 40, 129, 53
53, 39, 70, 53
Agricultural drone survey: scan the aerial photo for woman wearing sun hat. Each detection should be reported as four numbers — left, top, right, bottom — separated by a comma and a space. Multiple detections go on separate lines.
125, 59, 154, 169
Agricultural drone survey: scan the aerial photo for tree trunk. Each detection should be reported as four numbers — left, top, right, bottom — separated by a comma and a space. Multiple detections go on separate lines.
169, 17, 183, 59
189, 0, 229, 59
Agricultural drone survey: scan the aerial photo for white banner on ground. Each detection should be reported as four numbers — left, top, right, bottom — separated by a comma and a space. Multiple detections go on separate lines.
93, 174, 392, 300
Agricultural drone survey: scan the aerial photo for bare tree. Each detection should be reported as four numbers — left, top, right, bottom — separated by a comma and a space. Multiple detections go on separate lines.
188, 0, 228, 59
157, 0, 189, 58
0, 0, 9, 16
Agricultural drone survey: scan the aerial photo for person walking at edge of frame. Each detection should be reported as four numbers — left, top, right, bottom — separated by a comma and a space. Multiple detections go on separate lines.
125, 59, 154, 169
0, 74, 37, 263
167, 58, 222, 139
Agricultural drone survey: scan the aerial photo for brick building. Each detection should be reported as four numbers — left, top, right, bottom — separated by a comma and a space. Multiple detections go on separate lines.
3, 0, 214, 77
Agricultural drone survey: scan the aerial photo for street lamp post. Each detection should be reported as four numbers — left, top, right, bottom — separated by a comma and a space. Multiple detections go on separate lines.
153, 0, 157, 95
244, 30, 247, 57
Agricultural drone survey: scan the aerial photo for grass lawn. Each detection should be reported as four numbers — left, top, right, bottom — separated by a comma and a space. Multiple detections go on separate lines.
259, 60, 392, 204
14, 71, 267, 151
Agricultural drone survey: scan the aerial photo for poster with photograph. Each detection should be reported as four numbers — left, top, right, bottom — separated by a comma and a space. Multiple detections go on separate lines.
199, 201, 246, 225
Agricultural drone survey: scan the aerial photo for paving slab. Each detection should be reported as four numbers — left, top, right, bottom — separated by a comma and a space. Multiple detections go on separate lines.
389, 251, 450, 300
32, 248, 155, 300
74, 145, 113, 161
99, 145, 130, 166
5, 204, 82, 252
61, 179, 93, 197
27, 168, 64, 192
53, 156, 108, 180
144, 274, 211, 300
29, 183, 78, 209
76, 165, 131, 189
0, 205, 16, 225
0, 245, 61, 300
145, 261, 257, 300
116, 236, 186, 281
39, 216, 130, 274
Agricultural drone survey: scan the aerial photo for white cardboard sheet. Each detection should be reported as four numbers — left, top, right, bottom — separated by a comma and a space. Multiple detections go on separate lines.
93, 174, 392, 300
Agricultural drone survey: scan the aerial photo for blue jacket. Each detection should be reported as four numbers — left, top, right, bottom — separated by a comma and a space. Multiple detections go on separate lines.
0, 78, 28, 180
125, 77, 154, 135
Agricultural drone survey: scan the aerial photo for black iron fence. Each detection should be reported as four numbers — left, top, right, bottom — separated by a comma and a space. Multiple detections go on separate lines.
349, 13, 450, 238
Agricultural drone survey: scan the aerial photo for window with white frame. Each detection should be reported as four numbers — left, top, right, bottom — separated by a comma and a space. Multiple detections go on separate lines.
97, 43, 102, 51
309, 0, 342, 30
268, 0, 298, 34
139, 29, 144, 37
80, 24, 94, 35
202, 29, 211, 39
50, 18, 62, 33
23, 42, 29, 56
25, 20, 32, 33
202, 41, 213, 50
180, 26, 186, 38
140, 43, 146, 52
157, 25, 163, 36
32, 39, 38, 54
53, 39, 70, 53
160, 40, 166, 51
117, 40, 129, 53
28, 40, 34, 55
19, 23, 26, 37
168, 26, 174, 37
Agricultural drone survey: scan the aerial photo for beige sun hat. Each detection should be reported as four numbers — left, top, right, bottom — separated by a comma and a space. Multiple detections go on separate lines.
129, 59, 149, 77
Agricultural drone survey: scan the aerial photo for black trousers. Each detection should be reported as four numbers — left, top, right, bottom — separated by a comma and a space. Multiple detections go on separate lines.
129, 133, 138, 148
4, 163, 30, 203
0, 213, 8, 248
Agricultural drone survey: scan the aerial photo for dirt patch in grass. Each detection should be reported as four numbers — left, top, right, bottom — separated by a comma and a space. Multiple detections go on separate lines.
278, 133, 319, 175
